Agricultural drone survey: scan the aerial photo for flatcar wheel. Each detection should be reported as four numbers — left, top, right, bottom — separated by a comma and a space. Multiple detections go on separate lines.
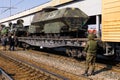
71, 49, 77, 58
66, 48, 77, 58
22, 43, 27, 50
66, 48, 71, 57
77, 50, 83, 58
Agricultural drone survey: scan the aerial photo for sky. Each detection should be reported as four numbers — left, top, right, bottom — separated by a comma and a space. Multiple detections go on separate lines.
0, 0, 50, 19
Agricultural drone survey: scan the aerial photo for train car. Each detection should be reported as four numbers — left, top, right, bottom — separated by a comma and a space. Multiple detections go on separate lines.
102, 0, 120, 59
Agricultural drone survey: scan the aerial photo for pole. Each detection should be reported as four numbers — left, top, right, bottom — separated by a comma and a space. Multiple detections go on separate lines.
96, 15, 100, 38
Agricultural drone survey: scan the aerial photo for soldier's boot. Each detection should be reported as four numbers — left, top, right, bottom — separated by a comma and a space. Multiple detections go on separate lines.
82, 70, 88, 76
89, 70, 95, 76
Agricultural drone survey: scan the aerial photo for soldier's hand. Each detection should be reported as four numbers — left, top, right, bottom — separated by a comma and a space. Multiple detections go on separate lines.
81, 42, 86, 47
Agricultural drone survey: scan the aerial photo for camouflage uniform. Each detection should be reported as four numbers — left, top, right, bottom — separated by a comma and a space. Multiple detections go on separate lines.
83, 33, 97, 76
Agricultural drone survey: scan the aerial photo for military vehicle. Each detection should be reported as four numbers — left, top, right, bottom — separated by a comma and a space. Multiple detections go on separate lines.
19, 7, 115, 59
28, 7, 88, 37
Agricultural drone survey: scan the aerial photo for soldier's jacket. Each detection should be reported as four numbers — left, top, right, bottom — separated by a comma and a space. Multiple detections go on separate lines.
84, 34, 97, 55
84, 40, 97, 55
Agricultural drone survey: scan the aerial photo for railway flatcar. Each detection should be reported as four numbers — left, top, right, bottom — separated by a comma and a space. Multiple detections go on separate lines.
17, 6, 120, 60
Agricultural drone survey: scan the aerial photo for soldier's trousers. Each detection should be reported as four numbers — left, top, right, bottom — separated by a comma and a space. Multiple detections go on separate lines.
85, 53, 96, 73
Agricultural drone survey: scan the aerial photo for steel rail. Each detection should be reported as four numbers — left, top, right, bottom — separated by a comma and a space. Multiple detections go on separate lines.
0, 68, 13, 80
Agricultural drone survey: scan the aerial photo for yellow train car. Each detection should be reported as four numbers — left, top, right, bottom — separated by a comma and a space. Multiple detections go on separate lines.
101, 0, 120, 59
102, 0, 120, 42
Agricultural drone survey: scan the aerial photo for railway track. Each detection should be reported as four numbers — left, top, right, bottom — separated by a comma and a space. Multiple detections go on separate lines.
0, 48, 120, 80
0, 68, 13, 80
0, 52, 69, 80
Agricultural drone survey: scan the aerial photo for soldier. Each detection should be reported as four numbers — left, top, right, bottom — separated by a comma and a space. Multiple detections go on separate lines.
9, 33, 15, 51
14, 35, 19, 50
1, 34, 7, 50
82, 33, 98, 76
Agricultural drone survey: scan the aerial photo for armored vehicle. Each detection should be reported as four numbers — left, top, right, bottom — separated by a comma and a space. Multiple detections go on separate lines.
28, 7, 88, 38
